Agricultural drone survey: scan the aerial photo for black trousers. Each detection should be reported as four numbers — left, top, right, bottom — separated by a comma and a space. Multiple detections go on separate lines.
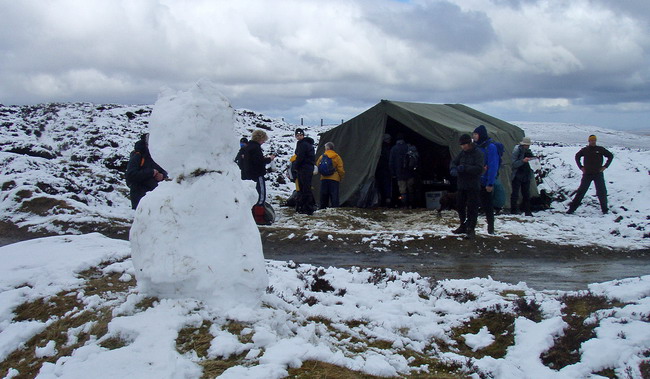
296, 171, 315, 214
457, 188, 480, 231
510, 177, 531, 213
319, 179, 340, 209
570, 172, 608, 212
480, 186, 495, 228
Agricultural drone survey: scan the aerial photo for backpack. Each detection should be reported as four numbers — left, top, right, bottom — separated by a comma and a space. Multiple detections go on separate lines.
318, 153, 335, 176
252, 202, 275, 225
402, 144, 419, 172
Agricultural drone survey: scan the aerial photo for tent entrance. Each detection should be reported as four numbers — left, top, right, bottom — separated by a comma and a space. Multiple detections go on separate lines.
383, 117, 454, 208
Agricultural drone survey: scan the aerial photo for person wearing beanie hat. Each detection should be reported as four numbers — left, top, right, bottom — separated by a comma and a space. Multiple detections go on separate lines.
510, 136, 535, 216
471, 124, 499, 234
294, 128, 316, 214
449, 134, 484, 239
567, 134, 614, 214
125, 133, 168, 210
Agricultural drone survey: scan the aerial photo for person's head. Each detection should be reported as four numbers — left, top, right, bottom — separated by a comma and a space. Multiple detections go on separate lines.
324, 142, 335, 151
472, 125, 488, 144
383, 133, 392, 143
239, 137, 248, 148
520, 136, 532, 150
251, 129, 268, 144
295, 128, 305, 140
396, 133, 405, 142
588, 134, 597, 146
134, 133, 150, 153
459, 134, 473, 151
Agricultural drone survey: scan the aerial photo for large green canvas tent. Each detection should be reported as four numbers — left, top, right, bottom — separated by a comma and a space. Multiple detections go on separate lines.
313, 100, 535, 208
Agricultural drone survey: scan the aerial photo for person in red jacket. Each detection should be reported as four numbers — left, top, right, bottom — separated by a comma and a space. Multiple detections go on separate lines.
567, 135, 614, 214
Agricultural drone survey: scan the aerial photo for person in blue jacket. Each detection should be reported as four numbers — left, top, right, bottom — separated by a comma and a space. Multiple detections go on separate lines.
472, 125, 499, 234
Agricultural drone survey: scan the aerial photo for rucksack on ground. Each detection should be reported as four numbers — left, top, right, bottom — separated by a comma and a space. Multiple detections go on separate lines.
252, 202, 275, 225
318, 153, 335, 176
402, 144, 419, 172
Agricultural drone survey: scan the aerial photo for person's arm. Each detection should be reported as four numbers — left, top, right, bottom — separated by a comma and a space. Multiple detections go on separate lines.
466, 150, 485, 176
602, 148, 614, 169
335, 155, 345, 179
575, 148, 585, 170
485, 144, 499, 186
511, 146, 524, 170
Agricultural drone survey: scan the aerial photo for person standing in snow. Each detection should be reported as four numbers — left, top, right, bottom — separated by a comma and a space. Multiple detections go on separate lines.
567, 134, 614, 214
316, 142, 345, 209
389, 134, 417, 208
450, 134, 484, 239
125, 133, 168, 210
234, 137, 248, 180
294, 128, 316, 214
242, 130, 275, 206
510, 137, 535, 216
472, 125, 498, 234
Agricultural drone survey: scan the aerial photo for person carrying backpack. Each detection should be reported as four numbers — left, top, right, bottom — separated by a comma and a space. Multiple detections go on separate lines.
316, 142, 345, 209
472, 125, 499, 234
234, 137, 248, 180
511, 137, 535, 216
125, 133, 168, 210
389, 134, 418, 208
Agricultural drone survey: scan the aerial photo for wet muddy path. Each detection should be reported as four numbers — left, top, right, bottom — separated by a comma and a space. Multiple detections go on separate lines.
2, 222, 648, 292
261, 229, 650, 291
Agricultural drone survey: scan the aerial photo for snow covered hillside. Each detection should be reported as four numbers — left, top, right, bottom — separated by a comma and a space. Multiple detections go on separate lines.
1, 103, 649, 250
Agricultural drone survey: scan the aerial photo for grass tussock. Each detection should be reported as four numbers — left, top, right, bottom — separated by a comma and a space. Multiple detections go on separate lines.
19, 196, 75, 216
449, 308, 516, 359
541, 293, 625, 370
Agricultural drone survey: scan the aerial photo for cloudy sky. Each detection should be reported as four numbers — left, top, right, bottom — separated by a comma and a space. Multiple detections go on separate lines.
1, 0, 649, 131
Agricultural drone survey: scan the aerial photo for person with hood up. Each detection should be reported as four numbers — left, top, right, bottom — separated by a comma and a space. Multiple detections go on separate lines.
567, 134, 614, 214
472, 125, 499, 234
125, 133, 168, 210
241, 130, 275, 206
233, 137, 248, 179
450, 134, 484, 239
511, 137, 535, 216
294, 128, 316, 214
316, 142, 345, 209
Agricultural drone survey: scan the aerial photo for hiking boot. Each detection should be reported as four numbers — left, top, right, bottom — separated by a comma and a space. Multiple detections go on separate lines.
510, 207, 519, 214
452, 225, 467, 234
487, 224, 495, 235
525, 211, 533, 217
465, 230, 475, 240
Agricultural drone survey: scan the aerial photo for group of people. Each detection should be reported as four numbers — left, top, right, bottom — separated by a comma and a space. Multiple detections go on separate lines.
235, 128, 345, 216
125, 125, 614, 236
450, 125, 614, 239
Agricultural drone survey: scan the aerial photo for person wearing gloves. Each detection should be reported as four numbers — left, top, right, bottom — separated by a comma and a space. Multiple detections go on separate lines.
567, 134, 614, 214
125, 133, 168, 210
449, 134, 484, 239
510, 137, 535, 216
472, 125, 499, 234
316, 142, 345, 209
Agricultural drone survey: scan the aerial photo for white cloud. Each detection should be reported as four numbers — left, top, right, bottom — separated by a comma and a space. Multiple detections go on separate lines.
0, 0, 648, 130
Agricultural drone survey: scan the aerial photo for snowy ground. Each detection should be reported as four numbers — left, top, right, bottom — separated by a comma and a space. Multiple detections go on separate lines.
1, 101, 650, 378
1, 234, 649, 378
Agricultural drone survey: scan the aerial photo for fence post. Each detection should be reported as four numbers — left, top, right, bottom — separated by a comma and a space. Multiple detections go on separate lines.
321, 119, 323, 126
301, 118, 303, 126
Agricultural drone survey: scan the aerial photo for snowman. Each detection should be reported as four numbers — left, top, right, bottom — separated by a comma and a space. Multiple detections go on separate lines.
130, 80, 268, 308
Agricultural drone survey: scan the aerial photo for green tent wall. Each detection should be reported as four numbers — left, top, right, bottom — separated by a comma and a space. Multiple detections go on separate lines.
312, 100, 536, 208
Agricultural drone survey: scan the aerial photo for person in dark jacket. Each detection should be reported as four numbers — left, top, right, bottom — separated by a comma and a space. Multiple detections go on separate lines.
375, 133, 393, 207
234, 137, 248, 180
450, 134, 485, 239
294, 128, 316, 214
242, 130, 275, 206
567, 135, 614, 214
389, 134, 417, 208
125, 133, 168, 210
510, 137, 535, 216
472, 125, 499, 234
